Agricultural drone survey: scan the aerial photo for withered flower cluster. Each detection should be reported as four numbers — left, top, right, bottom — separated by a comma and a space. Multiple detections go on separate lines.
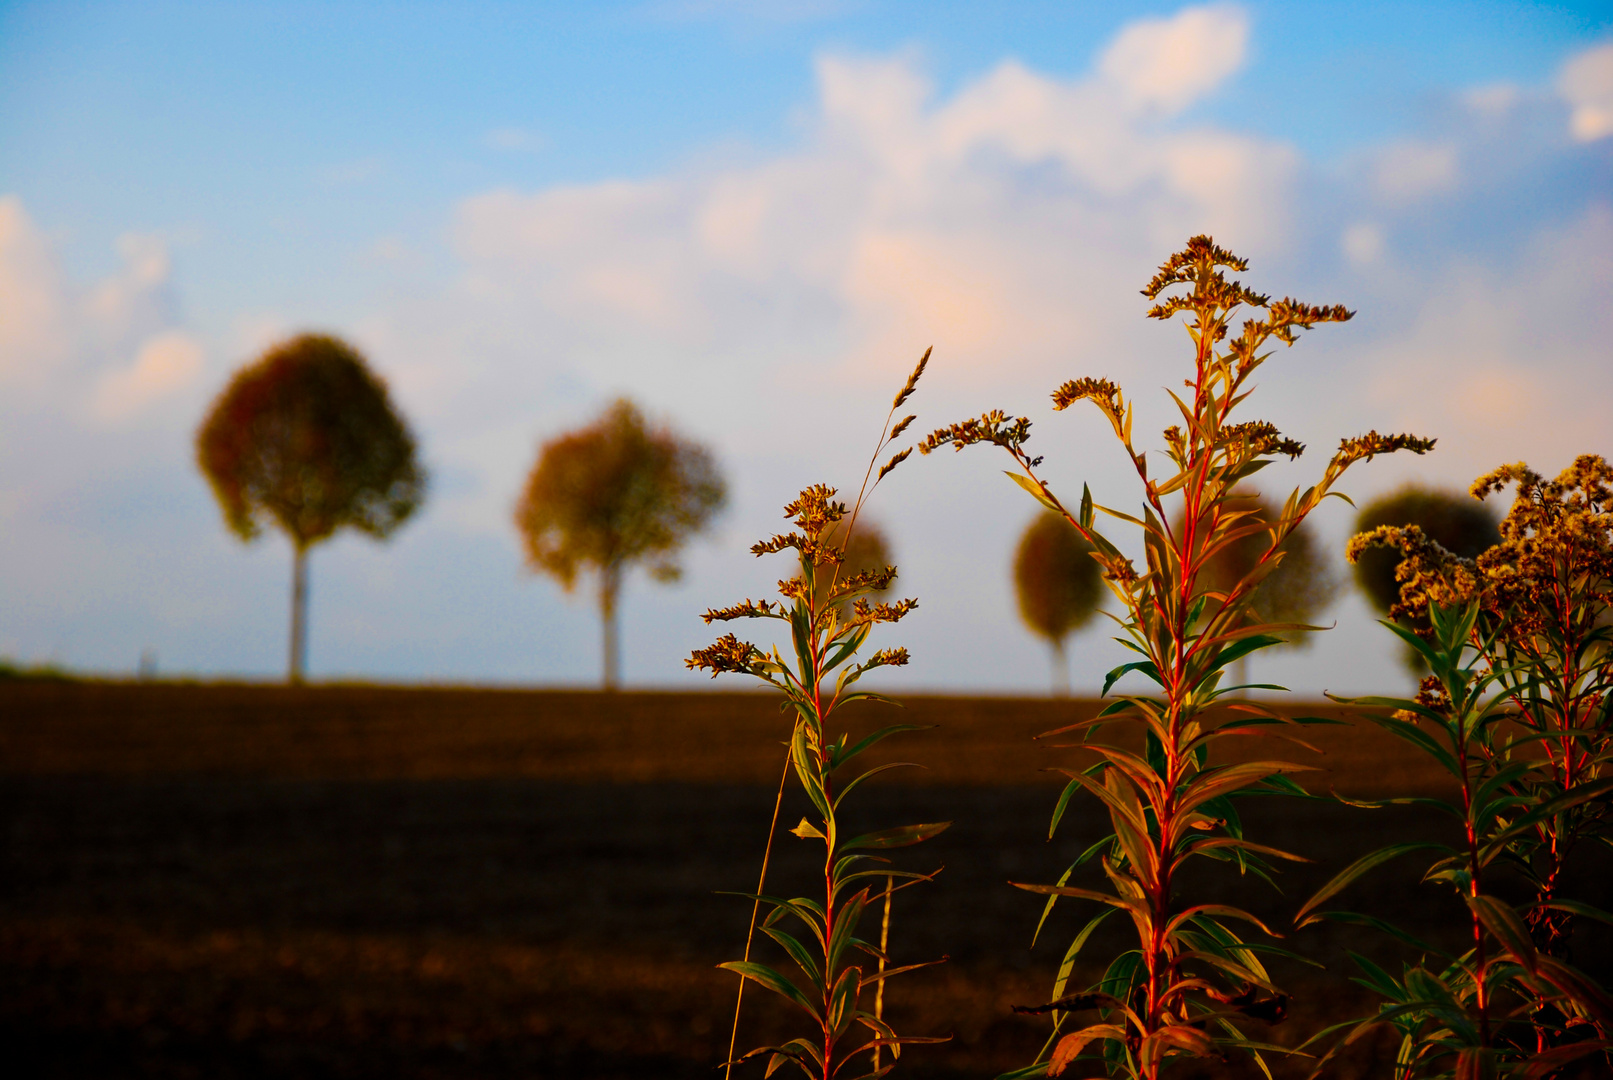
1348, 454, 1613, 640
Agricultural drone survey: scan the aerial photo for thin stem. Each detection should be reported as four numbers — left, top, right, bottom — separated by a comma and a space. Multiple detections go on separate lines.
872, 875, 894, 1071
724, 751, 794, 1080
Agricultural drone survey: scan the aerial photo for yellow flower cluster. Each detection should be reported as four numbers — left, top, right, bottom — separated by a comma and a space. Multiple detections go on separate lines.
1347, 455, 1613, 647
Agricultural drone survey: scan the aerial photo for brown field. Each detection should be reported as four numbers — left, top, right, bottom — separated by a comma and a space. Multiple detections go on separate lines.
2, 681, 1608, 1079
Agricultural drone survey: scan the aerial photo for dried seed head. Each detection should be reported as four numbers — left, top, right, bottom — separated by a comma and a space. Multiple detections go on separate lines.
876, 447, 912, 483
893, 346, 932, 409
685, 634, 760, 677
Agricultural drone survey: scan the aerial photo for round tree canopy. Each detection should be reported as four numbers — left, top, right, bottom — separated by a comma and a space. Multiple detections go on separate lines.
1014, 510, 1103, 644
1353, 484, 1501, 615
196, 333, 425, 549
1183, 491, 1339, 633
514, 398, 726, 590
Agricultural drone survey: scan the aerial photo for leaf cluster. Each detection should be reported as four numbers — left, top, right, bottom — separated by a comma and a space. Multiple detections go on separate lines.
514, 397, 725, 590
196, 333, 425, 549
1298, 601, 1613, 1078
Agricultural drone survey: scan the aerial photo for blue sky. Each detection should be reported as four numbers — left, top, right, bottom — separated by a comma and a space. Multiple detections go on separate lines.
1, 1, 1610, 692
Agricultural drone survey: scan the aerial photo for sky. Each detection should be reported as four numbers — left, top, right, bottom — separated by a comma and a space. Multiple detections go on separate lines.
1, 0, 1610, 694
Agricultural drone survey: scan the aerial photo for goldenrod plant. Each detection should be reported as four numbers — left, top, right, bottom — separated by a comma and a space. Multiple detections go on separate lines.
689, 350, 949, 1080
921, 236, 1433, 1079
1306, 458, 1613, 1076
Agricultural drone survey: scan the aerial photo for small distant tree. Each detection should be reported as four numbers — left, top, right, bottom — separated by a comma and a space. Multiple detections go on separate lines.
196, 333, 425, 684
1353, 484, 1502, 614
1353, 484, 1500, 672
1179, 491, 1338, 687
515, 398, 726, 690
1013, 510, 1102, 696
815, 518, 894, 615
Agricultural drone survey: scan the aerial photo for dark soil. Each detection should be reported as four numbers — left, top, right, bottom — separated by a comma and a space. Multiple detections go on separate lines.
1, 682, 1607, 1078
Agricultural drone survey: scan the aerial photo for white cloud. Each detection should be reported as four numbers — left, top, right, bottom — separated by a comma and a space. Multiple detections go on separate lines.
1559, 42, 1613, 142
1362, 205, 1613, 476
1098, 3, 1248, 115
485, 127, 543, 152
0, 201, 185, 395
0, 195, 69, 382
1341, 221, 1386, 266
1373, 140, 1459, 203
90, 330, 206, 421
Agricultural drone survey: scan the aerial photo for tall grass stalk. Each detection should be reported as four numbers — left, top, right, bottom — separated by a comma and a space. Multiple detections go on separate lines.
726, 754, 796, 1080
691, 350, 949, 1080
922, 236, 1433, 1079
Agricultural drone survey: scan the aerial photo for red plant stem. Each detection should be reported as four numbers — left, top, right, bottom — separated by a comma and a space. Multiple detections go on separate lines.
809, 637, 840, 1080
1460, 750, 1493, 1047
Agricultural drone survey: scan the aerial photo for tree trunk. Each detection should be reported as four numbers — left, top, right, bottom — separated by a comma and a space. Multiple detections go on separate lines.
289, 542, 309, 685
1051, 637, 1070, 698
600, 561, 621, 691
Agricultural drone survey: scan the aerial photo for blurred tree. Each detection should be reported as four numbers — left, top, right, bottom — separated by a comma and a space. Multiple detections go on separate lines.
814, 519, 894, 616
515, 398, 726, 690
196, 333, 425, 684
1014, 510, 1103, 696
1193, 492, 1340, 632
1353, 485, 1501, 672
1186, 492, 1340, 686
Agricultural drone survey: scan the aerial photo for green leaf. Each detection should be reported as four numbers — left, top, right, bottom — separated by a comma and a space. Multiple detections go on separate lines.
833, 761, 924, 809
791, 724, 833, 824
1206, 634, 1286, 675
761, 925, 823, 992
826, 965, 861, 1036
1361, 712, 1463, 780
1032, 863, 1075, 948
833, 723, 926, 771
826, 889, 869, 971
1006, 470, 1063, 513
1103, 659, 1162, 696
1296, 843, 1451, 928
1520, 1041, 1613, 1080
1540, 898, 1613, 926
1051, 908, 1116, 1002
1318, 911, 1449, 959
719, 960, 822, 1021
1466, 895, 1536, 973
841, 821, 951, 851
821, 624, 871, 678
789, 600, 814, 681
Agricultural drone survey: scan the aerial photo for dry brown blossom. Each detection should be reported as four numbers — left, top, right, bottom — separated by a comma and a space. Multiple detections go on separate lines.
686, 633, 761, 677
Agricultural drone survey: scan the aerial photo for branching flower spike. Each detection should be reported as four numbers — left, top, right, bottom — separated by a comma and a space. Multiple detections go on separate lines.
692, 350, 949, 1080
928, 237, 1431, 1080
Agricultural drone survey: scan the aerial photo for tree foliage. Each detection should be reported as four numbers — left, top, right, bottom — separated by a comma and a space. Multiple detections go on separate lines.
1014, 511, 1102, 694
1186, 490, 1339, 641
1352, 484, 1499, 617
815, 519, 893, 616
516, 398, 725, 688
196, 333, 424, 549
195, 332, 425, 683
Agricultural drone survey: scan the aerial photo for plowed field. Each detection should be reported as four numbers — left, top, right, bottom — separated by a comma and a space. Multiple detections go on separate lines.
2, 681, 1607, 1078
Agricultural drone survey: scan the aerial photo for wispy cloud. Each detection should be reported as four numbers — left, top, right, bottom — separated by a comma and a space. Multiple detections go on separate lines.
1559, 41, 1613, 142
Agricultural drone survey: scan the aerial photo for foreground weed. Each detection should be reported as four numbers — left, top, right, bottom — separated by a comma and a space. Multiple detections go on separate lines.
689, 350, 950, 1080
1301, 458, 1613, 1076
922, 236, 1432, 1079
